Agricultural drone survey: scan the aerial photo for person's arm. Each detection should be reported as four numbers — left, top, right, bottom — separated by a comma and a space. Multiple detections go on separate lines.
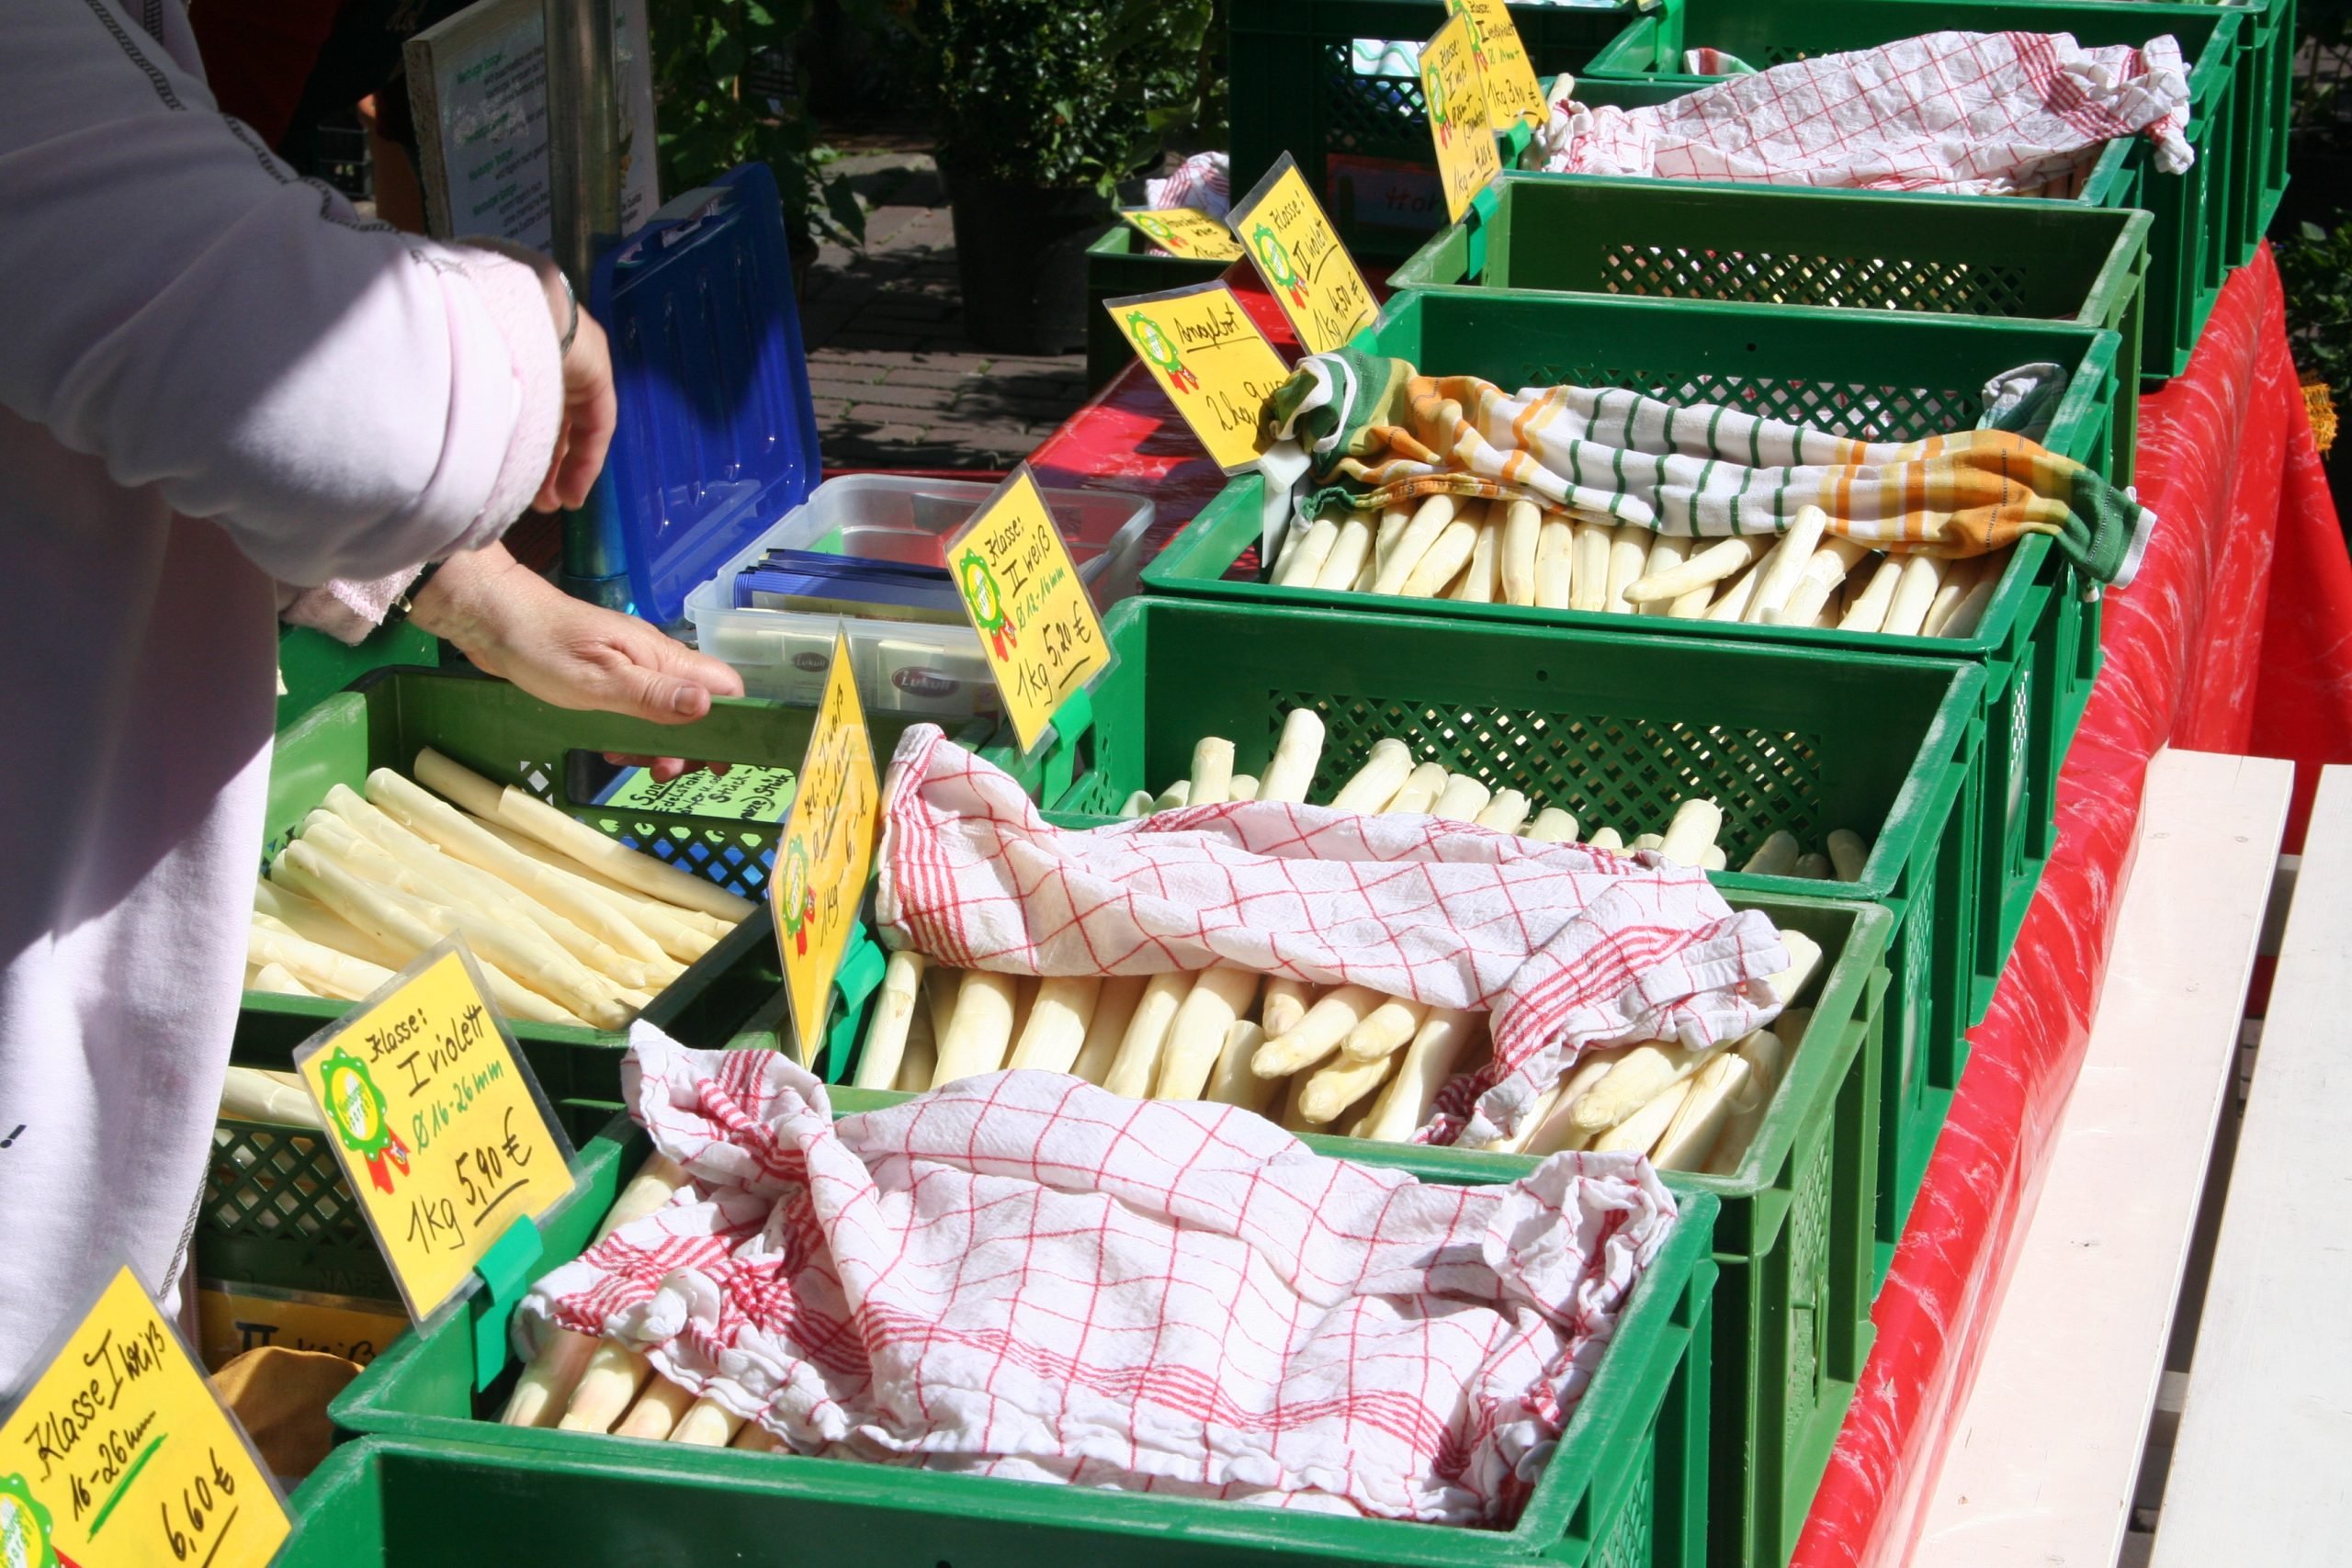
0, 0, 579, 585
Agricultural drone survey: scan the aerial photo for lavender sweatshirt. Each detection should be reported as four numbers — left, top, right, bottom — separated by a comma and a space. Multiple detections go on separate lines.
0, 0, 563, 1389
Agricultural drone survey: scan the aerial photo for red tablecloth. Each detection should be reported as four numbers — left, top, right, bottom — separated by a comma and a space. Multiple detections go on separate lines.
1025, 247, 2352, 1566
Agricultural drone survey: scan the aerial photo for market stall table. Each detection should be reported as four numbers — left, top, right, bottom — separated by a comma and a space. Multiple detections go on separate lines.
1023, 244, 2352, 1568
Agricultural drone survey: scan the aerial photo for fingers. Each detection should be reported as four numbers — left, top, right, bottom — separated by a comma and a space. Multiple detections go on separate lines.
535, 317, 617, 513
605, 753, 729, 780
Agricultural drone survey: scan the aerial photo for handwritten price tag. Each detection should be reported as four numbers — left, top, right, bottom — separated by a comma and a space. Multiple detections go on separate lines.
1452, 0, 1549, 130
947, 467, 1112, 753
1421, 12, 1502, 221
1227, 154, 1376, 355
1103, 281, 1294, 472
774, 631, 879, 1066
293, 943, 578, 1323
605, 762, 797, 824
0, 1267, 289, 1568
1119, 208, 1244, 262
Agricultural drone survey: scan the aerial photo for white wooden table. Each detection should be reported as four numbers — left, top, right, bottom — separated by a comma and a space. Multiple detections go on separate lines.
1907, 748, 2292, 1567
2146, 763, 2352, 1566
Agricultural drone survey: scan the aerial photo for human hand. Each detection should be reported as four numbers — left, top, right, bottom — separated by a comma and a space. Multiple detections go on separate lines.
537, 310, 616, 513
412, 544, 744, 781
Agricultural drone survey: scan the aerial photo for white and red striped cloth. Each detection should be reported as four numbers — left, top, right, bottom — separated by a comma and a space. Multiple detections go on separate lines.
874, 725, 1785, 1146
1532, 30, 2194, 194
521, 1032, 1681, 1524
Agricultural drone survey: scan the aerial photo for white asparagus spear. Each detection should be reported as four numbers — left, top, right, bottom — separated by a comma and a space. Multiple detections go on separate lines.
1525, 807, 1579, 844
1299, 1050, 1397, 1123
502, 1332, 599, 1427
854, 952, 930, 1089
1151, 780, 1192, 813
1826, 829, 1870, 882
1156, 967, 1263, 1099
1314, 514, 1376, 592
1604, 523, 1649, 613
1838, 554, 1905, 633
1630, 833, 1665, 851
1187, 737, 1236, 807
1372, 504, 1411, 576
1452, 518, 1500, 603
668, 1398, 743, 1448
220, 1066, 325, 1127
1493, 1082, 1566, 1156
1568, 520, 1613, 612
1400, 516, 1480, 598
1792, 853, 1832, 880
1533, 516, 1574, 609
1340, 996, 1429, 1063
247, 961, 317, 998
1635, 534, 1690, 616
1741, 831, 1801, 875
1770, 536, 1873, 627
1567, 1043, 1718, 1134
1430, 773, 1492, 822
730, 1422, 780, 1452
1069, 975, 1147, 1084
1743, 507, 1828, 623
1880, 554, 1946, 637
1371, 494, 1459, 595
1227, 774, 1261, 803
1272, 515, 1339, 586
254, 878, 409, 969
1350, 536, 1380, 594
1705, 552, 1770, 622
613, 1378, 698, 1441
1500, 500, 1542, 607
1706, 1029, 1789, 1173
1624, 534, 1771, 604
1120, 790, 1155, 818
1385, 762, 1448, 816
1475, 789, 1531, 835
247, 920, 394, 1002
1104, 973, 1189, 1097
1703, 846, 1727, 871
1331, 739, 1415, 810
1359, 1008, 1478, 1142
1763, 930, 1825, 1004
922, 965, 958, 1050
1667, 581, 1718, 619
1516, 1046, 1633, 1156
1205, 1021, 1280, 1112
1594, 1077, 1695, 1156
1587, 827, 1625, 852
1260, 976, 1316, 1038
933, 971, 1019, 1086
558, 1343, 653, 1433
1007, 976, 1102, 1074
1657, 797, 1723, 867
1653, 1052, 1753, 1169
1258, 708, 1327, 804
469, 815, 732, 942
1254, 984, 1379, 1077
1939, 564, 2000, 638
895, 1003, 939, 1093
1918, 555, 1984, 637
1772, 1007, 1812, 1049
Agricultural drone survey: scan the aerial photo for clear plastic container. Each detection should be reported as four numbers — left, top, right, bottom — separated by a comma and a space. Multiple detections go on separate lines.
683, 475, 1153, 716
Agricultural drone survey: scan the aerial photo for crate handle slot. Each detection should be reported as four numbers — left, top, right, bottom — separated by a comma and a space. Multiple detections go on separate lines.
469, 1214, 547, 1393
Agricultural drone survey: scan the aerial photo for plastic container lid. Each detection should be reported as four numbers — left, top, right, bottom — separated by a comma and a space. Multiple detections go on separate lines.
590, 162, 821, 625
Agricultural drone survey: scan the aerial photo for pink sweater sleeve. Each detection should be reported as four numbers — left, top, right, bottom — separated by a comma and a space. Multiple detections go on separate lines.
0, 0, 565, 589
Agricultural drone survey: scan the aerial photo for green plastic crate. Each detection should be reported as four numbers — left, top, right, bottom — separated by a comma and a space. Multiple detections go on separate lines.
1142, 290, 2109, 1011
1228, 0, 1641, 262
327, 1139, 1722, 1568
1085, 226, 1232, 390
1388, 174, 2150, 480
277, 624, 439, 731
1577, 0, 2243, 380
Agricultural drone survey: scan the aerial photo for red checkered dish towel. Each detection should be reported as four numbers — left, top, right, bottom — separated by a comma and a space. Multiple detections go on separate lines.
874, 724, 1787, 1147
522, 1033, 1681, 1525
1530, 30, 2193, 194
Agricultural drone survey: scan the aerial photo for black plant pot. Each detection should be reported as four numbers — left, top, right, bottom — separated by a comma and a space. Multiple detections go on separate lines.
944, 172, 1114, 355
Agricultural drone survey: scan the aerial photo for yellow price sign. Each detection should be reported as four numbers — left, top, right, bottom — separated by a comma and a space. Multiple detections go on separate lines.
1119, 208, 1244, 262
194, 1283, 409, 1371
1452, 0, 1549, 130
293, 944, 578, 1323
947, 467, 1112, 754
1103, 281, 1294, 472
0, 1266, 289, 1568
773, 630, 879, 1066
1226, 154, 1376, 355
1421, 12, 1502, 221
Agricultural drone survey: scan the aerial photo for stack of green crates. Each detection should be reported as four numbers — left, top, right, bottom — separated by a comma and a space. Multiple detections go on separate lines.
318, 1115, 1725, 1568
1574, 0, 2251, 379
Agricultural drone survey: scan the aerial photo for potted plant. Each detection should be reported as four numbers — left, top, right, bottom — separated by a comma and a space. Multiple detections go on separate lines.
915, 0, 1214, 354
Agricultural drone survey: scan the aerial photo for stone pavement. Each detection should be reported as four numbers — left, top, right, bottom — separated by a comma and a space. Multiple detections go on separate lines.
800, 146, 1091, 470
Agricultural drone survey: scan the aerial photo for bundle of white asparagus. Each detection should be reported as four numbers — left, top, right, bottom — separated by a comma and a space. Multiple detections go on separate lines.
244, 750, 755, 1030
1268, 496, 2006, 638
842, 705, 1826, 1165
1116, 716, 1875, 881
